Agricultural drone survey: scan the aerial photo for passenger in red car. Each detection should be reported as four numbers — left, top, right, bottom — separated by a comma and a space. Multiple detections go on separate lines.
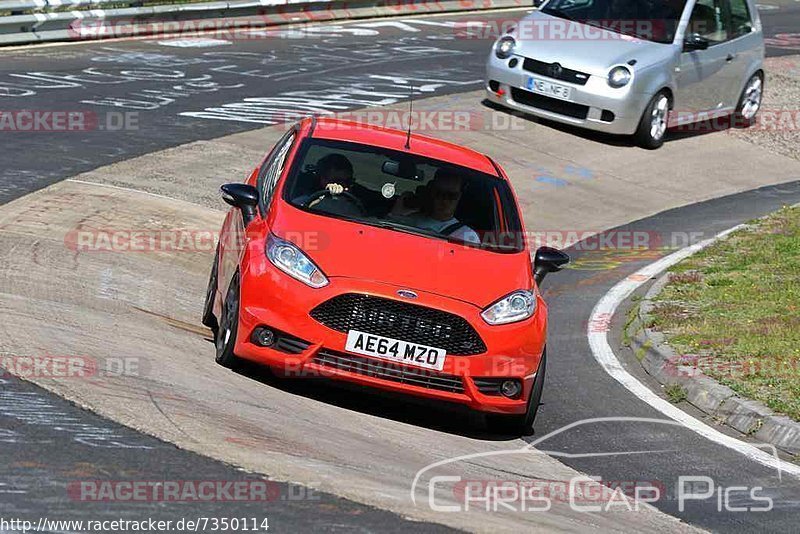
392, 168, 480, 244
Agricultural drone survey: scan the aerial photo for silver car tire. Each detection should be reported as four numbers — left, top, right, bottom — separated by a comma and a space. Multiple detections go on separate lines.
634, 91, 670, 150
735, 72, 763, 127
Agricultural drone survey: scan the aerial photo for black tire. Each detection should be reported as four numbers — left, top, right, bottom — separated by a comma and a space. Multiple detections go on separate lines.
202, 245, 220, 333
486, 350, 547, 436
733, 72, 763, 128
633, 91, 670, 150
215, 272, 242, 369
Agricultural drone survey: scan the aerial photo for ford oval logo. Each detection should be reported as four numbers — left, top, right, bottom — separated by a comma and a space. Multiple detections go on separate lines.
397, 290, 418, 299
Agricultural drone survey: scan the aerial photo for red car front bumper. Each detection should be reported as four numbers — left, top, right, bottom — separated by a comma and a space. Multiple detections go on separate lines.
234, 260, 547, 415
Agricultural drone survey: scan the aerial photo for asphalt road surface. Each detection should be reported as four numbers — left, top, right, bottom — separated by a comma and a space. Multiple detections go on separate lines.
0, 374, 455, 532
535, 180, 800, 532
0, 4, 797, 205
2, 6, 800, 533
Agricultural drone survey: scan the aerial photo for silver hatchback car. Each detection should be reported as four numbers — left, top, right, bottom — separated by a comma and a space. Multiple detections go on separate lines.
485, 0, 765, 148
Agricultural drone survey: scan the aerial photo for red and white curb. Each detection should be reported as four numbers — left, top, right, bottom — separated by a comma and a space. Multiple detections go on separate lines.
587, 224, 800, 479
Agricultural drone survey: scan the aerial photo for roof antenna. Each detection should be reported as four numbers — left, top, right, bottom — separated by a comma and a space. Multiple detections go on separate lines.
404, 84, 414, 150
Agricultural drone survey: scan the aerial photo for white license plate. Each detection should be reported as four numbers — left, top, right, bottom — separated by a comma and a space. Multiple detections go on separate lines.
344, 330, 447, 371
526, 77, 572, 100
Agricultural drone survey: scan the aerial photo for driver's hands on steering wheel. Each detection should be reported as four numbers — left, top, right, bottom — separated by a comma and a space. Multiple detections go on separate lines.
325, 183, 346, 195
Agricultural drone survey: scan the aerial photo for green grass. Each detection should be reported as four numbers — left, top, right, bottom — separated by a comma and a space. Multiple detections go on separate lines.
665, 383, 688, 404
650, 205, 800, 420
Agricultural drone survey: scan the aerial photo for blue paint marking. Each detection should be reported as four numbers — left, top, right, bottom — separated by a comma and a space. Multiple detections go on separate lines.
534, 175, 569, 187
564, 165, 595, 180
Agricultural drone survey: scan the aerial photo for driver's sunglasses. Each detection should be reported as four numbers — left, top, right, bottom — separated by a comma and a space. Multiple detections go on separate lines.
432, 188, 461, 201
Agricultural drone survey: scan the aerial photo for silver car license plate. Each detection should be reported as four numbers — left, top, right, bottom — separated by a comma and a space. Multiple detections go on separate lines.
526, 77, 572, 100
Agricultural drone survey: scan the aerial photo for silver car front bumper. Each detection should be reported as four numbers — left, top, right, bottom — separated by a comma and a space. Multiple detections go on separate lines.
486, 54, 652, 136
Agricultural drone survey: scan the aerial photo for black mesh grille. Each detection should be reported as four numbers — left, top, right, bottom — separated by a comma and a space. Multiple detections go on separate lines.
273, 332, 311, 354
510, 88, 590, 120
309, 293, 486, 355
522, 58, 590, 86
313, 350, 464, 394
473, 378, 504, 396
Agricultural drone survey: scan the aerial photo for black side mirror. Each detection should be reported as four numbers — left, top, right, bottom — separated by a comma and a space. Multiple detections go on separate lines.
221, 183, 259, 225
533, 246, 570, 285
683, 33, 710, 51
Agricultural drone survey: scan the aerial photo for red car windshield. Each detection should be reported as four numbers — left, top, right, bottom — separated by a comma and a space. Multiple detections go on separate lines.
282, 139, 524, 253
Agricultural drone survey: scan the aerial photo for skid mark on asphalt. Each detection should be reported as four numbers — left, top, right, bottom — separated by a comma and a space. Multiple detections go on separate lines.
145, 388, 194, 440
131, 305, 212, 338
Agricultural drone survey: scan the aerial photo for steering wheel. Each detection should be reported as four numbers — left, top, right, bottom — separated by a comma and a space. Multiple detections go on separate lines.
305, 189, 366, 215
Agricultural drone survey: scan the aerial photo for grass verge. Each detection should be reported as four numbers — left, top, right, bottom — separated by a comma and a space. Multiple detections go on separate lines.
649, 205, 800, 421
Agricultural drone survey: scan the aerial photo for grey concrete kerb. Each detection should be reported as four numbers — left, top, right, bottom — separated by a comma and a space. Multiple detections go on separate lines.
626, 243, 800, 457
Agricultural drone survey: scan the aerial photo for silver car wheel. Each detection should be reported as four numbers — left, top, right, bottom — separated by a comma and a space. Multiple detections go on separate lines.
649, 95, 669, 141
741, 76, 762, 120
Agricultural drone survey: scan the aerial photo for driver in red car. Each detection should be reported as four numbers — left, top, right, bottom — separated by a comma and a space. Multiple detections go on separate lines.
295, 153, 355, 207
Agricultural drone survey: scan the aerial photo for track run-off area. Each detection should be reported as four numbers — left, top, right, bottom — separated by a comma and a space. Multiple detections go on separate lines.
2, 6, 800, 533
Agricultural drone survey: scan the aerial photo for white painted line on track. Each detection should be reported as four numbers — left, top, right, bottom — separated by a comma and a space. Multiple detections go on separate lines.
587, 224, 800, 479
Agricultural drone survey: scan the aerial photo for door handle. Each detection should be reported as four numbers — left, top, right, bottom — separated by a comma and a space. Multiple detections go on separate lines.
726, 54, 736, 62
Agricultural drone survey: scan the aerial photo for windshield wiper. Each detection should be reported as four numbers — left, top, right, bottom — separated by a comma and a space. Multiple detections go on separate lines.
372, 219, 521, 252
369, 219, 442, 240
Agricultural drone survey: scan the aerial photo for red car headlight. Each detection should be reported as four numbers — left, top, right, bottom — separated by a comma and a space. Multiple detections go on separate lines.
266, 233, 329, 288
481, 290, 536, 325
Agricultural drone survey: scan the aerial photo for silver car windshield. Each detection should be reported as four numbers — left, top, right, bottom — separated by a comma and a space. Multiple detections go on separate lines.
541, 0, 688, 44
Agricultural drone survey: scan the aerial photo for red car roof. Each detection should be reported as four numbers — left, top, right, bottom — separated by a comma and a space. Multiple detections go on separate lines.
307, 117, 500, 177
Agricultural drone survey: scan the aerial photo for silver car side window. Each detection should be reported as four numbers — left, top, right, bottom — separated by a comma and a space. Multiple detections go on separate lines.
727, 0, 754, 37
688, 0, 728, 43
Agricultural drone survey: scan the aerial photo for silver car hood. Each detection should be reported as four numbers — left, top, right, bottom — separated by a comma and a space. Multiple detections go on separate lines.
512, 12, 675, 77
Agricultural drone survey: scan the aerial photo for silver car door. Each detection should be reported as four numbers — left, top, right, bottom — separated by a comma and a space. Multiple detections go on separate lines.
717, 0, 763, 107
675, 0, 732, 120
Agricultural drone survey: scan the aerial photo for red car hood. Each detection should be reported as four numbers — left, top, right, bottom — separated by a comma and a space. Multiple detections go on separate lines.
270, 204, 531, 308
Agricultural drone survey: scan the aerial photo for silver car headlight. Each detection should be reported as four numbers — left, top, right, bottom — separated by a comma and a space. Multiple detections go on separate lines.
495, 36, 516, 59
608, 66, 632, 88
481, 290, 536, 325
266, 234, 328, 288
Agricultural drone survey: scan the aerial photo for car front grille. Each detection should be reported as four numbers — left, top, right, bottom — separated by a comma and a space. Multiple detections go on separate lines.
510, 88, 590, 120
313, 350, 465, 394
473, 378, 505, 396
522, 58, 590, 86
273, 331, 311, 354
309, 293, 486, 355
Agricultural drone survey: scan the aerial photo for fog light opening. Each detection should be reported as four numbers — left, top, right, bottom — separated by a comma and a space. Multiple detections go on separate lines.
500, 379, 522, 398
252, 327, 275, 347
